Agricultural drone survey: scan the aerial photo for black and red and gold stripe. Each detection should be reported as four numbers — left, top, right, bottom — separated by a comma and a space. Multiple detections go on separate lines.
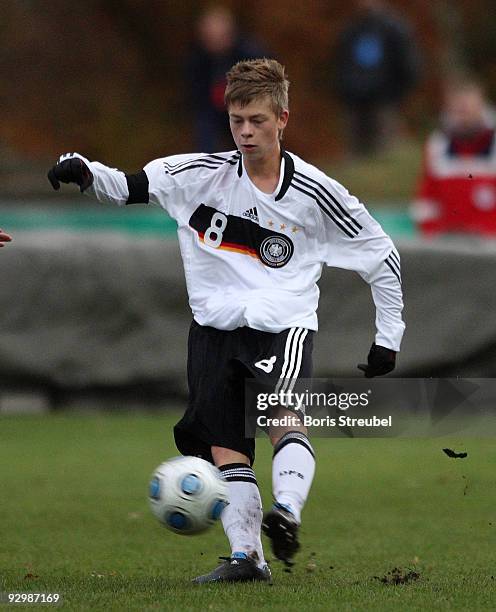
189, 204, 294, 267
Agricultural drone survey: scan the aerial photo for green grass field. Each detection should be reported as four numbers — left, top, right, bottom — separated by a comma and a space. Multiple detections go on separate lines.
1, 413, 495, 611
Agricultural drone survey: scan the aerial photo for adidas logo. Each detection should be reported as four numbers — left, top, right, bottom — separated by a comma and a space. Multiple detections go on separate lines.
242, 207, 259, 222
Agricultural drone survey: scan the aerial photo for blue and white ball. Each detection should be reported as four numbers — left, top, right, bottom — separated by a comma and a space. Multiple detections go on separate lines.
148, 456, 228, 535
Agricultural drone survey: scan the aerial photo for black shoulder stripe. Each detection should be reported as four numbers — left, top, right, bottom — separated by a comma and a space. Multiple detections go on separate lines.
125, 170, 149, 204
385, 258, 401, 284
291, 182, 356, 238
164, 153, 231, 172
164, 158, 223, 173
293, 175, 360, 237
294, 171, 362, 232
167, 162, 226, 176
165, 159, 223, 174
207, 153, 236, 163
165, 153, 241, 176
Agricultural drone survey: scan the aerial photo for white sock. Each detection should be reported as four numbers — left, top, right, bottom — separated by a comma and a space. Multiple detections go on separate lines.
219, 464, 266, 568
272, 431, 315, 524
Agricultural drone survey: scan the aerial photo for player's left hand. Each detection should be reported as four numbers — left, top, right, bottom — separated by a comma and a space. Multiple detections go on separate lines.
47, 153, 94, 193
0, 229, 12, 246
357, 343, 396, 377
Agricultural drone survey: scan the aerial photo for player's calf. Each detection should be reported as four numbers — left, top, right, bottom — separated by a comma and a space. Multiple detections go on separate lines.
265, 430, 315, 564
218, 463, 267, 569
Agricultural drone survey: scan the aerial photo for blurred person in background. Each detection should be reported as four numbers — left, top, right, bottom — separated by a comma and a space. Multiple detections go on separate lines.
0, 229, 12, 247
186, 5, 267, 152
413, 80, 496, 237
334, 0, 419, 156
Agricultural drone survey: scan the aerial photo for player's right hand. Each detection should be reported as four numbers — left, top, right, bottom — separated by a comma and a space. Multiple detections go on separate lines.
47, 153, 94, 192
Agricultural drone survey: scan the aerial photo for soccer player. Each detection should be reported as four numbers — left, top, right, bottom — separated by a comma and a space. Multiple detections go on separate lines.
48, 59, 405, 584
0, 229, 12, 246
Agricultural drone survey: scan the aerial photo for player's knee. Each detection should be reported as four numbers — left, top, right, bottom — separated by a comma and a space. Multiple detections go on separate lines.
268, 406, 307, 447
211, 446, 250, 467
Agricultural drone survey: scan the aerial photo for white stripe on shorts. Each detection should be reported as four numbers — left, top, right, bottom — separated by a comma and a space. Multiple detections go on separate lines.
275, 327, 308, 395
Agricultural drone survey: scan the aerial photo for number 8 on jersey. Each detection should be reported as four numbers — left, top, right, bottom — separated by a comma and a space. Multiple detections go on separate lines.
204, 212, 228, 248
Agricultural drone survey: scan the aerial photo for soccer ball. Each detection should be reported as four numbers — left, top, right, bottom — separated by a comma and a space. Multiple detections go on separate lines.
148, 456, 229, 535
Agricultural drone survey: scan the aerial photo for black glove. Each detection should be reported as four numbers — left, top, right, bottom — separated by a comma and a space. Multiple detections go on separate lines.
47, 154, 94, 192
357, 343, 396, 377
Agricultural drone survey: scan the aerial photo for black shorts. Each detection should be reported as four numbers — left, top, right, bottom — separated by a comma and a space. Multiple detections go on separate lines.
174, 320, 314, 465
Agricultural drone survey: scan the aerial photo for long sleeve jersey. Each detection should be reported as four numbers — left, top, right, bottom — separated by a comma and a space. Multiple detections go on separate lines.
83, 149, 405, 350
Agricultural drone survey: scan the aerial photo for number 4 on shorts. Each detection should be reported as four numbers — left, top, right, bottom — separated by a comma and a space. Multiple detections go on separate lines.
254, 356, 277, 373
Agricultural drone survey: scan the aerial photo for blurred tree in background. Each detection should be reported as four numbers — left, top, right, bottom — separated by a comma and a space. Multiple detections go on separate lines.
1, 0, 495, 176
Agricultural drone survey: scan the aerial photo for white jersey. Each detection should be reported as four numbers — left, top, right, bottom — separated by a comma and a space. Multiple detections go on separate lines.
84, 149, 405, 350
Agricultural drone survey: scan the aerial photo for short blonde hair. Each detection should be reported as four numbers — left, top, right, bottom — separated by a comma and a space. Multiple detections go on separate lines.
225, 58, 290, 116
